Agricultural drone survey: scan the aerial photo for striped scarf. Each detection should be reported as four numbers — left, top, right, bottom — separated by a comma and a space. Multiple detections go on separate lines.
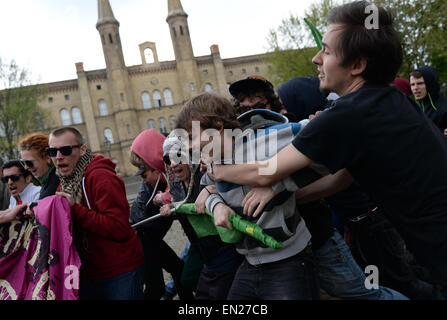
57, 152, 93, 256
57, 152, 93, 204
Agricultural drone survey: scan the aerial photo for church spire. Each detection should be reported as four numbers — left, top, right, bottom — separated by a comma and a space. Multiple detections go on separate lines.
97, 0, 119, 29
167, 0, 187, 20
96, 0, 125, 70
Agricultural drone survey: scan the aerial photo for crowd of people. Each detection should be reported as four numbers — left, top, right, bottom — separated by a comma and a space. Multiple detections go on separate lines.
1, 0, 447, 300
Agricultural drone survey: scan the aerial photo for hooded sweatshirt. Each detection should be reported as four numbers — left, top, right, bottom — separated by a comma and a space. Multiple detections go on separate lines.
203, 110, 312, 265
70, 154, 144, 279
131, 129, 166, 174
415, 66, 447, 132
277, 76, 328, 121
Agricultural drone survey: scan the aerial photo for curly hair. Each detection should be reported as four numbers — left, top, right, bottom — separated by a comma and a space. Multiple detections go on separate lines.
19, 133, 50, 160
175, 93, 240, 131
233, 88, 284, 116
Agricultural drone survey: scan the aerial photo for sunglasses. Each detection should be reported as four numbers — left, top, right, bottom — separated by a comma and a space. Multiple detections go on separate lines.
19, 159, 35, 169
1, 174, 24, 184
46, 145, 82, 157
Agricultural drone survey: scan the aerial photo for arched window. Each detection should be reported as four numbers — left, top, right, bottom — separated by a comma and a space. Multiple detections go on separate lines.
142, 92, 152, 109
169, 116, 176, 131
164, 89, 174, 106
34, 113, 44, 130
98, 99, 108, 116
72, 107, 82, 124
148, 120, 156, 129
205, 83, 213, 93
104, 128, 114, 144
153, 90, 162, 108
144, 48, 154, 64
159, 118, 168, 134
60, 109, 71, 126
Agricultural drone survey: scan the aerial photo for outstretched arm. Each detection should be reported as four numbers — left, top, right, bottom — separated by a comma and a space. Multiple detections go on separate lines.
0, 204, 27, 224
295, 168, 354, 204
211, 144, 312, 187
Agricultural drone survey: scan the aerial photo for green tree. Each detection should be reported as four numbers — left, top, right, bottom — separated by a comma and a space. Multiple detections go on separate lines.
266, 0, 447, 95
265, 0, 341, 88
0, 58, 47, 159
375, 0, 447, 95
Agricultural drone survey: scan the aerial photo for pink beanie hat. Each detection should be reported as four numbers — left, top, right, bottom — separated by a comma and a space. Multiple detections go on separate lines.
131, 129, 166, 173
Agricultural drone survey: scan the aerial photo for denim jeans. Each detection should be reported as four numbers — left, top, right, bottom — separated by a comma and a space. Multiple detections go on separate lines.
348, 210, 444, 300
227, 248, 319, 300
79, 266, 144, 300
315, 230, 408, 300
165, 242, 191, 295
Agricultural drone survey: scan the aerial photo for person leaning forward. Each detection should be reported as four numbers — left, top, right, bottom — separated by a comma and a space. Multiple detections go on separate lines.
209, 1, 447, 296
51, 127, 144, 300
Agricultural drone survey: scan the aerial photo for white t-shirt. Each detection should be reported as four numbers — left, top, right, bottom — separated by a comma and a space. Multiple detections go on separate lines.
8, 183, 41, 208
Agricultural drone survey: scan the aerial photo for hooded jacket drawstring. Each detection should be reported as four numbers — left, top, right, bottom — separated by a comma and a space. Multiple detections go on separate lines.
428, 93, 438, 112
418, 93, 439, 113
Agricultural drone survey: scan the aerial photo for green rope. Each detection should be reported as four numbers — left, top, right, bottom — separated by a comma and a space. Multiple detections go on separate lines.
176, 203, 283, 250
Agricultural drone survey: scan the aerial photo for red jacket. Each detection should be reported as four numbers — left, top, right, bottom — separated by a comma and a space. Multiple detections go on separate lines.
68, 155, 144, 279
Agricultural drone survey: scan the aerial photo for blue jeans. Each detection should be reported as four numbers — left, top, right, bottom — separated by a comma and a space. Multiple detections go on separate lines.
79, 266, 144, 300
227, 248, 319, 300
315, 230, 408, 300
165, 242, 191, 294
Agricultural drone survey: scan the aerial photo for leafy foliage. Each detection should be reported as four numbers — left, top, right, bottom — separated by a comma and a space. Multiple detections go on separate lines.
0, 58, 47, 159
264, 0, 342, 88
266, 0, 447, 95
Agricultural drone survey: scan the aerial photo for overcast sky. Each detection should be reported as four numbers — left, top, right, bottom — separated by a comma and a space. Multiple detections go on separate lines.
0, 0, 315, 84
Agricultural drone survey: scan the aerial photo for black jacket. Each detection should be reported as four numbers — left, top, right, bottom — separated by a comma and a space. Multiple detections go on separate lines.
277, 76, 328, 122
415, 66, 447, 132
38, 166, 60, 200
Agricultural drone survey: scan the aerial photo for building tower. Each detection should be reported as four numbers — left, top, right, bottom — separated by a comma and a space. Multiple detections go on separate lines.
166, 0, 200, 100
96, 0, 140, 173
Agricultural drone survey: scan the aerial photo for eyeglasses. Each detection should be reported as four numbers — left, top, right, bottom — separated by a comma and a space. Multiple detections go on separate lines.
19, 159, 34, 169
1, 174, 24, 184
46, 145, 82, 157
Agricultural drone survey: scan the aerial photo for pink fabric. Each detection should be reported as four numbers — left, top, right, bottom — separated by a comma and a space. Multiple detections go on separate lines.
392, 77, 412, 96
0, 195, 81, 300
131, 129, 166, 173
